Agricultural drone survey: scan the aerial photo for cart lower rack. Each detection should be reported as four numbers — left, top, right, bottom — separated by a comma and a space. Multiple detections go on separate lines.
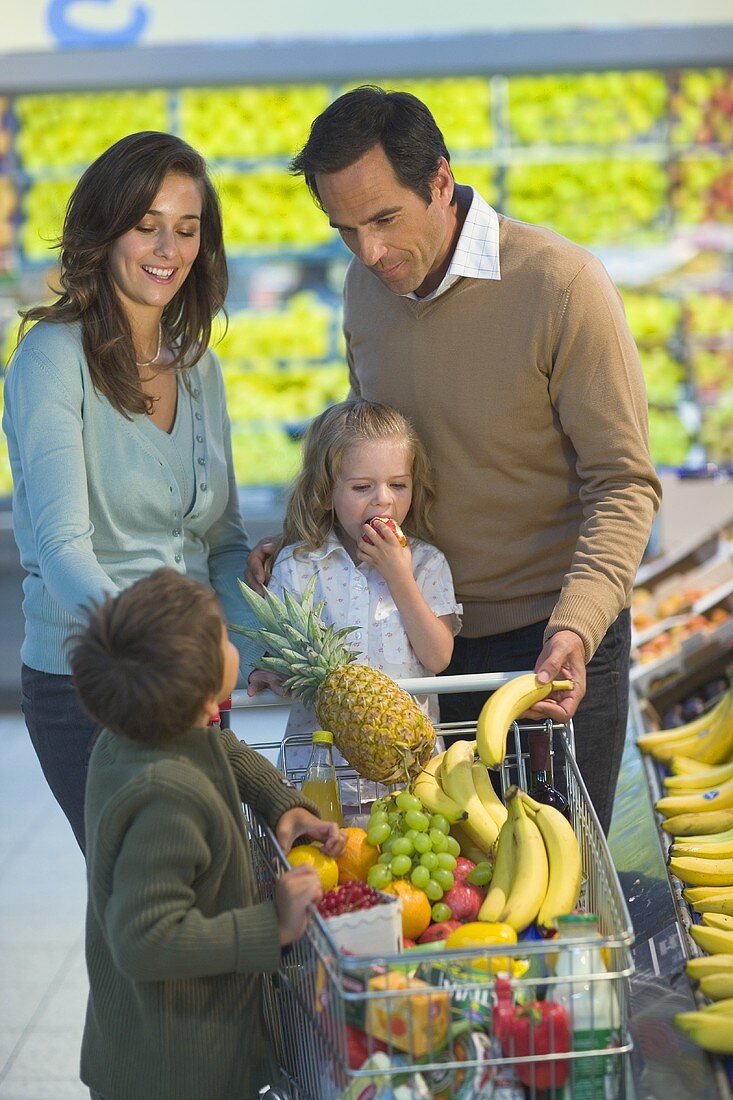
235, 673, 635, 1100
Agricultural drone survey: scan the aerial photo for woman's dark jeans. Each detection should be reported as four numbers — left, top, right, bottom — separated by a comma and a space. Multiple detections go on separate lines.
439, 609, 631, 835
21, 664, 99, 853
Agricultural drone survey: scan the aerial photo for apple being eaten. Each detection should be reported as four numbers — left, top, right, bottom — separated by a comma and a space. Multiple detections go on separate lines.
364, 517, 408, 547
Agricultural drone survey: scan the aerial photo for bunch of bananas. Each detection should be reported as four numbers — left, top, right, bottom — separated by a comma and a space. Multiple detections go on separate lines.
413, 740, 508, 857
636, 676, 733, 765
476, 673, 573, 767
675, 997, 733, 1054
478, 787, 583, 933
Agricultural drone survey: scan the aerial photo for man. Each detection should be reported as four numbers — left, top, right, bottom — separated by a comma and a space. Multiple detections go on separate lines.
248, 85, 661, 833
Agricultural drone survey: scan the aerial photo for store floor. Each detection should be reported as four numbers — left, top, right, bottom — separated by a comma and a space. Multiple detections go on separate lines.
0, 711, 87, 1100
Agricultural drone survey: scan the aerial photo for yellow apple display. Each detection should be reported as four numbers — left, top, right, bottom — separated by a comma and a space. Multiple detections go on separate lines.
15, 91, 167, 171
507, 71, 667, 146
180, 84, 330, 160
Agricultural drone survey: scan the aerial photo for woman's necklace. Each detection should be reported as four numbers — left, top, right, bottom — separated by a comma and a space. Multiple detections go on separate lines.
135, 323, 163, 368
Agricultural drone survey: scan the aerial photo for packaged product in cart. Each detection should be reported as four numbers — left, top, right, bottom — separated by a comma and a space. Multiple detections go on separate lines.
553, 913, 621, 1099
301, 729, 343, 824
365, 970, 451, 1058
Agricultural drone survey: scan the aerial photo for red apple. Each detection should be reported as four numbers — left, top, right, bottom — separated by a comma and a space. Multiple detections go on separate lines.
402, 937, 416, 950
453, 857, 477, 882
417, 919, 462, 944
364, 516, 408, 547
442, 881, 485, 923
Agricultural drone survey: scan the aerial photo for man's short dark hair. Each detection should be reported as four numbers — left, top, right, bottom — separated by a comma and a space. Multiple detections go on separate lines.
70, 569, 225, 744
290, 85, 452, 208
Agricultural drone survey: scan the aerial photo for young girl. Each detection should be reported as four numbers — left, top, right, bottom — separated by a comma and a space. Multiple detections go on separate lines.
247, 399, 462, 770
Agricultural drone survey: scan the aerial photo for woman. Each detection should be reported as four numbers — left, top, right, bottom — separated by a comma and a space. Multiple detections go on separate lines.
3, 131, 258, 851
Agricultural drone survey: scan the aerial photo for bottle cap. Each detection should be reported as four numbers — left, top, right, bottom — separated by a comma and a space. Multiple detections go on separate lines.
312, 730, 334, 744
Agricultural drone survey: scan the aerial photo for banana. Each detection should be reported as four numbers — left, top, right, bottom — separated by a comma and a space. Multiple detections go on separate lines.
471, 762, 508, 828
441, 740, 500, 850
669, 855, 733, 888
694, 997, 733, 1015
497, 793, 549, 932
699, 973, 733, 1000
478, 803, 518, 922
702, 912, 733, 931
519, 789, 582, 929
671, 755, 715, 775
692, 897, 733, 918
664, 761, 733, 792
656, 775, 733, 818
672, 839, 733, 860
637, 691, 729, 746
663, 809, 733, 836
674, 827, 733, 846
476, 674, 573, 767
412, 755, 467, 824
449, 821, 492, 862
690, 924, 733, 954
675, 1008, 733, 1053
686, 953, 733, 979
684, 885, 733, 905
653, 689, 733, 766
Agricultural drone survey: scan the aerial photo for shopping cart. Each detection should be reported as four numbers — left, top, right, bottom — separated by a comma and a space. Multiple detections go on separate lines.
233, 673, 635, 1100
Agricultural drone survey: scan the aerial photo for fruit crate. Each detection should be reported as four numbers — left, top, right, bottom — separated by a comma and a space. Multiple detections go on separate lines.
233, 673, 635, 1099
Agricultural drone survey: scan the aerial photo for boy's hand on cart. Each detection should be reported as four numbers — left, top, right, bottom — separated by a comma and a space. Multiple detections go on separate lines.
244, 536, 281, 594
275, 865, 323, 946
529, 630, 586, 722
276, 807, 347, 857
247, 669, 290, 698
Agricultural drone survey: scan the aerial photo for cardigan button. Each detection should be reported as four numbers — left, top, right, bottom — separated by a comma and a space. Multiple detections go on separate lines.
175, 553, 181, 563
172, 529, 180, 537
200, 483, 207, 491
197, 457, 205, 466
195, 412, 202, 421
196, 434, 204, 443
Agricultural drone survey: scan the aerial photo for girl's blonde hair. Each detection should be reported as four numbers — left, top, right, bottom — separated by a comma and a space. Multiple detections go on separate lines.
282, 399, 436, 551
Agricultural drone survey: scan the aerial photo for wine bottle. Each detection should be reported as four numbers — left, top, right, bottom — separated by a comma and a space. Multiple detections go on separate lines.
528, 726, 572, 821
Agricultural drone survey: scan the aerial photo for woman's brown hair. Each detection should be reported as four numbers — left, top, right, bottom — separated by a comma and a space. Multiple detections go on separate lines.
281, 398, 436, 552
17, 131, 228, 417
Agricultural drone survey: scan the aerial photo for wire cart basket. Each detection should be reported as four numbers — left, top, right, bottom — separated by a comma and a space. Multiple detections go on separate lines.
234, 673, 635, 1100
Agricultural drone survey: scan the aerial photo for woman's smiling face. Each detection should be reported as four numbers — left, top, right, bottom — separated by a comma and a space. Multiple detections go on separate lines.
107, 171, 202, 319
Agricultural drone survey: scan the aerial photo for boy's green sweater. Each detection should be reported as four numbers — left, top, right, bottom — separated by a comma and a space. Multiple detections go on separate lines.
82, 725, 312, 1100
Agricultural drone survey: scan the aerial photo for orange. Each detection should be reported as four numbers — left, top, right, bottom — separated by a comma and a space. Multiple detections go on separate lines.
288, 844, 339, 890
335, 827, 379, 884
384, 880, 432, 940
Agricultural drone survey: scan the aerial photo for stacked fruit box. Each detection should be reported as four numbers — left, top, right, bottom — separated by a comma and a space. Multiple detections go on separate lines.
0, 67, 731, 494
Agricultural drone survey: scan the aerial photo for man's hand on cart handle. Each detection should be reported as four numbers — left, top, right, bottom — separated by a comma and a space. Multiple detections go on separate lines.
276, 806, 347, 858
245, 536, 281, 594
528, 630, 587, 723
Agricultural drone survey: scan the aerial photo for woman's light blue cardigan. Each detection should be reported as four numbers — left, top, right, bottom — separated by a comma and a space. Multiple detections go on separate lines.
2, 320, 260, 675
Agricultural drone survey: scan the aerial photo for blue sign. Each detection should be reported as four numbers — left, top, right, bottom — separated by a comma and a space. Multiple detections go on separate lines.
47, 0, 149, 49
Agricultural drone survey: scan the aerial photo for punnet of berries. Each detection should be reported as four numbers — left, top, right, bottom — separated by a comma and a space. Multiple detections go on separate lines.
317, 881, 386, 918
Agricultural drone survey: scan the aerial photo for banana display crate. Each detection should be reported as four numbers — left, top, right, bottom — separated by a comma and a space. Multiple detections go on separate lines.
233, 673, 635, 1099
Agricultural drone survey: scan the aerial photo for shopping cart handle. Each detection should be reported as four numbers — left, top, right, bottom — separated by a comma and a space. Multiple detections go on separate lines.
230, 671, 532, 709
394, 671, 533, 695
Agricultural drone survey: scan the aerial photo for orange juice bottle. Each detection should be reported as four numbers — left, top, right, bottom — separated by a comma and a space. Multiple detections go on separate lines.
300, 730, 343, 825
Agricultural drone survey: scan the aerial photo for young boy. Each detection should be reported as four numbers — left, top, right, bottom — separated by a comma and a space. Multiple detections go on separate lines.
70, 568, 343, 1100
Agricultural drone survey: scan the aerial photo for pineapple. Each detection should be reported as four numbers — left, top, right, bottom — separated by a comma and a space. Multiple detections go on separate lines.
233, 576, 435, 783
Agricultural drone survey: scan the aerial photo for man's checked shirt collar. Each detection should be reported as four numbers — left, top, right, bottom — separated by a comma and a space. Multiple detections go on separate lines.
405, 185, 501, 301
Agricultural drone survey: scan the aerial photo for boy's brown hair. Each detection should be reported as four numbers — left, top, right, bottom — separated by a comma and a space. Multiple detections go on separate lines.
70, 568, 225, 743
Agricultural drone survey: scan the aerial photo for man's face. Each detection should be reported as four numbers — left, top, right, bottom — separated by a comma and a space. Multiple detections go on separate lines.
316, 144, 457, 298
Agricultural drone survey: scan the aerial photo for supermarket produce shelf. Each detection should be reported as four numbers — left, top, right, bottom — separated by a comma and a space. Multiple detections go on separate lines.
609, 693, 731, 1099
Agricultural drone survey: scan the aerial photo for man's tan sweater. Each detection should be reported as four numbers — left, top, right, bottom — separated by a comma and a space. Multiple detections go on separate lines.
345, 214, 662, 660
